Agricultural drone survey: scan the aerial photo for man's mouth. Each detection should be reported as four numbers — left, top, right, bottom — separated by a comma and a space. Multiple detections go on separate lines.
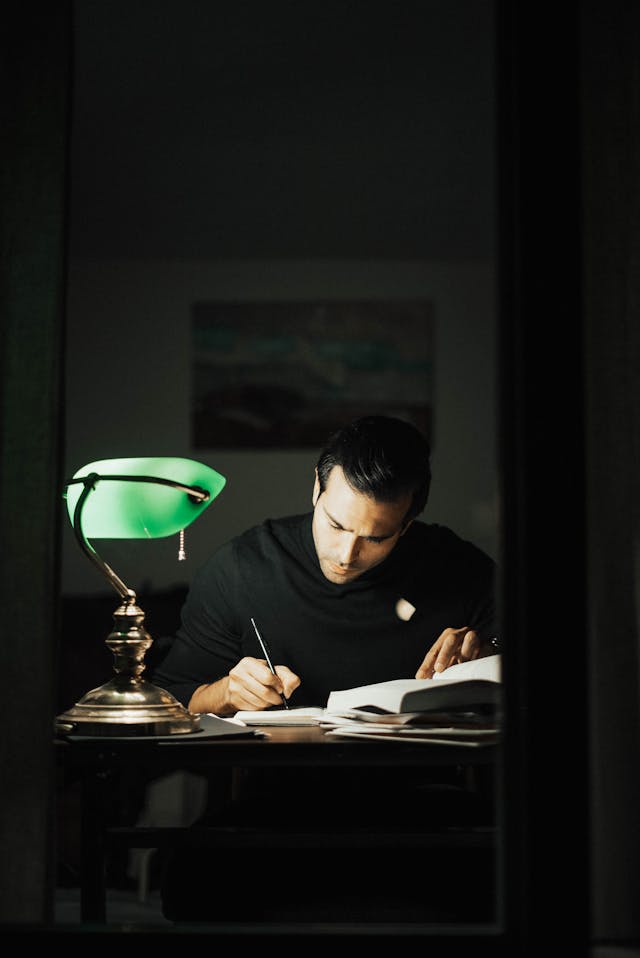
328, 562, 357, 576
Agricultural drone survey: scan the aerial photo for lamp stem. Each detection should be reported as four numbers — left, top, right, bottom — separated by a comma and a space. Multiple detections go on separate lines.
72, 474, 136, 602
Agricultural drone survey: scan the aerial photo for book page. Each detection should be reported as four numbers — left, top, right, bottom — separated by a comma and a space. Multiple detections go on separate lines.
326, 679, 429, 713
432, 654, 501, 683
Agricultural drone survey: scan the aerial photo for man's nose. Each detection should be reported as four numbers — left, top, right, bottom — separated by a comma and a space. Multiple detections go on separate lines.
338, 534, 360, 565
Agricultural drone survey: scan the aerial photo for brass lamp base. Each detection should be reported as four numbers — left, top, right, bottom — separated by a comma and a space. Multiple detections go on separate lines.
55, 596, 201, 737
55, 677, 200, 737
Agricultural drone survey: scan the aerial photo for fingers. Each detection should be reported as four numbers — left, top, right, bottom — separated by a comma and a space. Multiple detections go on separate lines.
228, 657, 286, 709
459, 629, 481, 660
415, 627, 482, 679
228, 657, 301, 711
274, 665, 301, 700
415, 643, 440, 679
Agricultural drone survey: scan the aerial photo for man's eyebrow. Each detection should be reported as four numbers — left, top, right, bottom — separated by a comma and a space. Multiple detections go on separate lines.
323, 506, 396, 541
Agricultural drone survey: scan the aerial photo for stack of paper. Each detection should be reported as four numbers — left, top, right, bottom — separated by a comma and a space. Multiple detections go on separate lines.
318, 710, 500, 746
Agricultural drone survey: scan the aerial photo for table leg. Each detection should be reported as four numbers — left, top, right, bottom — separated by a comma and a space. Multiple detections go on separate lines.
80, 772, 107, 922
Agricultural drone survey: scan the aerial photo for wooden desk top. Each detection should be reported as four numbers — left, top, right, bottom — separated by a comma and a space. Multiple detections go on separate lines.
55, 720, 499, 771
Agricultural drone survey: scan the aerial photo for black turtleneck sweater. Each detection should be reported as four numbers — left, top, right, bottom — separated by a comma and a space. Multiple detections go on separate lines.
153, 512, 496, 710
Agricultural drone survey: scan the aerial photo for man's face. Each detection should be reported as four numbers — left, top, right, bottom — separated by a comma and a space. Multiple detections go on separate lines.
311, 465, 412, 585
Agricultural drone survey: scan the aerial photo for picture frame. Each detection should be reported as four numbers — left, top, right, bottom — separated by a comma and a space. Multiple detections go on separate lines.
191, 299, 434, 448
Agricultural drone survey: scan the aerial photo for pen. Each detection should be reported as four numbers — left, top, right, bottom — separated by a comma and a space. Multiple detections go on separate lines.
250, 617, 289, 709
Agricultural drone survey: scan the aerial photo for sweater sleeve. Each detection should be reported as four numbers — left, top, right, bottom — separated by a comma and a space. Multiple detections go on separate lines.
462, 544, 498, 647
151, 540, 243, 707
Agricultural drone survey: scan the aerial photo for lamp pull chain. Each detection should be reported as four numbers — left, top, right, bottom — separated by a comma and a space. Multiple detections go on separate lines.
178, 529, 186, 561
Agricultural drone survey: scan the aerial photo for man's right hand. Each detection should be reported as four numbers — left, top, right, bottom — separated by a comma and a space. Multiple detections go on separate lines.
188, 656, 300, 715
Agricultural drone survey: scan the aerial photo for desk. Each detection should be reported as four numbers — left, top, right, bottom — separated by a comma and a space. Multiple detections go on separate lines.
55, 724, 499, 924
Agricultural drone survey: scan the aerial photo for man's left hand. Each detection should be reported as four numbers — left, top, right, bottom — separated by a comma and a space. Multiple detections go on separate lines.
415, 626, 486, 678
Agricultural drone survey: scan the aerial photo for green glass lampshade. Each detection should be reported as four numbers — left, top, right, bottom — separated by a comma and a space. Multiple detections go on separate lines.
64, 456, 226, 538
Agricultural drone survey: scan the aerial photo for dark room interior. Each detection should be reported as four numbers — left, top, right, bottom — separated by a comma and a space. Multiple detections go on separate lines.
1, 1, 639, 953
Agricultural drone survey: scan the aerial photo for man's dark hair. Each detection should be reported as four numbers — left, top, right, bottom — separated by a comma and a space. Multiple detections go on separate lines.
316, 415, 432, 526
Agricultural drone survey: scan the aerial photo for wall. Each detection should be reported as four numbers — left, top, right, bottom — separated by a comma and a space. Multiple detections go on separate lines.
62, 0, 498, 597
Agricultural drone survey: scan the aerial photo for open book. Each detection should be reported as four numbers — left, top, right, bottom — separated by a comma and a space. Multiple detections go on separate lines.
234, 655, 502, 726
326, 654, 501, 716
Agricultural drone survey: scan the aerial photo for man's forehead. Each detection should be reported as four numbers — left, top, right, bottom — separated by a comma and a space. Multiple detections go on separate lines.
321, 467, 410, 534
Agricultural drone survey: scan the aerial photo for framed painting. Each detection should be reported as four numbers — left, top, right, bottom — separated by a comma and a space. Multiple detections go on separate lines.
191, 300, 434, 448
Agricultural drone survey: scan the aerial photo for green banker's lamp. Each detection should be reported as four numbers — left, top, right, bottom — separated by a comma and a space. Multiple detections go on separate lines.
55, 457, 226, 737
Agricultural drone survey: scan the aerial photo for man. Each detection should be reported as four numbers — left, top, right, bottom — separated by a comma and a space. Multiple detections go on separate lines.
153, 415, 498, 922
154, 414, 497, 714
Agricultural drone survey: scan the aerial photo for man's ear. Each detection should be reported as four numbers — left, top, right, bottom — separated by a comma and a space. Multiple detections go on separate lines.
312, 469, 320, 507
